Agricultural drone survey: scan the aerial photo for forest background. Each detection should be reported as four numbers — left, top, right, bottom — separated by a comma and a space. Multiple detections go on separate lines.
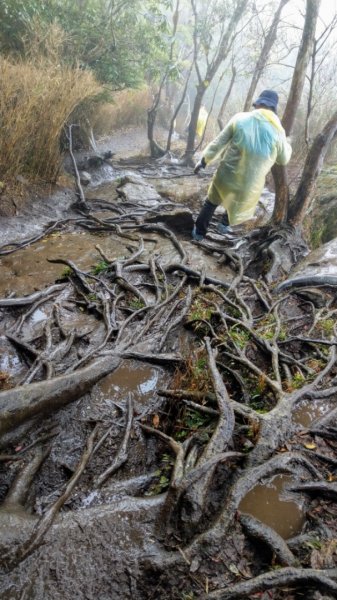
1, 0, 337, 238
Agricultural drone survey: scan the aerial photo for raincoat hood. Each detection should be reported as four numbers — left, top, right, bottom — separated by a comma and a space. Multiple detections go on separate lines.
255, 108, 283, 132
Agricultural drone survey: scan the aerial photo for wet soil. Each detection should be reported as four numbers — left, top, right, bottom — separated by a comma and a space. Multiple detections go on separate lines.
1, 129, 337, 599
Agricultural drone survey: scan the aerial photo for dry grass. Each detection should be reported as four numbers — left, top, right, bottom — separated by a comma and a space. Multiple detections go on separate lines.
92, 88, 151, 137
0, 43, 102, 182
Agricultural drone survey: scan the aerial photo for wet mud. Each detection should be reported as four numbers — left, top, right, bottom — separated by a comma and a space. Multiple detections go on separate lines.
1, 132, 337, 599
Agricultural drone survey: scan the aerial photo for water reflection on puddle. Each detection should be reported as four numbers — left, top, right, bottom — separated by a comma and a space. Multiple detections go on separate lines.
31, 307, 48, 324
0, 338, 21, 372
239, 474, 305, 539
0, 335, 26, 380
95, 360, 167, 407
293, 398, 334, 427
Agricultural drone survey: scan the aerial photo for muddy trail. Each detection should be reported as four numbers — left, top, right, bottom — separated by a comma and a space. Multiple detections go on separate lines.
1, 137, 337, 600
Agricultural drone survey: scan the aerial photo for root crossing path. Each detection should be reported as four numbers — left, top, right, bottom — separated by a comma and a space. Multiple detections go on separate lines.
1, 161, 337, 599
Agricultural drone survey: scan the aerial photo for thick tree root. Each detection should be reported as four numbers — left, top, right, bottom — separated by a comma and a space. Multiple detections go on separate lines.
276, 276, 337, 292
0, 284, 65, 307
290, 481, 337, 500
201, 567, 337, 599
239, 512, 298, 566
3, 448, 49, 509
1, 170, 337, 598
185, 452, 320, 556
0, 355, 120, 438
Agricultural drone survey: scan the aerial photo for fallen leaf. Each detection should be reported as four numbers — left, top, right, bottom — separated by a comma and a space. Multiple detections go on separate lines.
228, 564, 240, 576
189, 557, 200, 573
152, 414, 160, 428
304, 442, 317, 450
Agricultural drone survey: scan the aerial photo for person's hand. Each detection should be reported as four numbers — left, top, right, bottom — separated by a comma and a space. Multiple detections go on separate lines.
194, 157, 206, 174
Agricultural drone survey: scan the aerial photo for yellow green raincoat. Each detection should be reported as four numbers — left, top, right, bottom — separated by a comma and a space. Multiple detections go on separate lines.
202, 109, 292, 225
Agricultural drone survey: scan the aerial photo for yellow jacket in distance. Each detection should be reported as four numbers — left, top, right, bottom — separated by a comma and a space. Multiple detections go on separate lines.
196, 106, 208, 138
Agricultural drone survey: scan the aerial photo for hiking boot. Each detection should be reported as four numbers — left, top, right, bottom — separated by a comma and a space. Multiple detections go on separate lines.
192, 226, 204, 241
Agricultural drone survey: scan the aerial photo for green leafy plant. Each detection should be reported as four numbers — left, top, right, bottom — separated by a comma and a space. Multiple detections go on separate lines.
229, 325, 250, 348
305, 538, 322, 550
61, 266, 72, 278
129, 298, 145, 310
92, 260, 109, 275
188, 293, 217, 324
174, 407, 212, 441
318, 318, 334, 335
292, 371, 306, 389
145, 453, 173, 495
87, 293, 98, 302
278, 327, 287, 341
61, 267, 73, 278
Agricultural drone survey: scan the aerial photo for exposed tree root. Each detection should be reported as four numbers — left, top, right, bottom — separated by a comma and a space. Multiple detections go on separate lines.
12, 425, 99, 564
277, 276, 337, 292
3, 448, 49, 509
185, 452, 321, 557
290, 481, 337, 500
0, 355, 120, 437
0, 284, 65, 307
239, 512, 297, 566
1, 175, 337, 598
201, 567, 337, 599
95, 396, 134, 487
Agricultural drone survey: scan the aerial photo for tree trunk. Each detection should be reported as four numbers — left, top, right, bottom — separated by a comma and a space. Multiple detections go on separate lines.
147, 106, 166, 158
218, 64, 237, 130
288, 108, 337, 225
166, 66, 193, 152
184, 0, 249, 162
184, 84, 206, 164
271, 163, 290, 224
282, 0, 320, 135
272, 0, 321, 225
147, 0, 180, 159
243, 0, 290, 112
305, 39, 317, 145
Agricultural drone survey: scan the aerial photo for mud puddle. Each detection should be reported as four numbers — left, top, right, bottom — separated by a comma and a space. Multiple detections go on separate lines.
0, 335, 26, 381
293, 398, 335, 427
239, 474, 305, 539
0, 231, 131, 296
92, 359, 169, 411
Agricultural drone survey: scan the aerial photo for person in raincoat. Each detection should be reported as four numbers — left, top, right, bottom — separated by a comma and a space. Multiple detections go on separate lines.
192, 90, 292, 241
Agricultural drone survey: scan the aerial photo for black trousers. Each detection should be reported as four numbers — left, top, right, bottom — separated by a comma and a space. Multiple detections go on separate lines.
195, 198, 229, 236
